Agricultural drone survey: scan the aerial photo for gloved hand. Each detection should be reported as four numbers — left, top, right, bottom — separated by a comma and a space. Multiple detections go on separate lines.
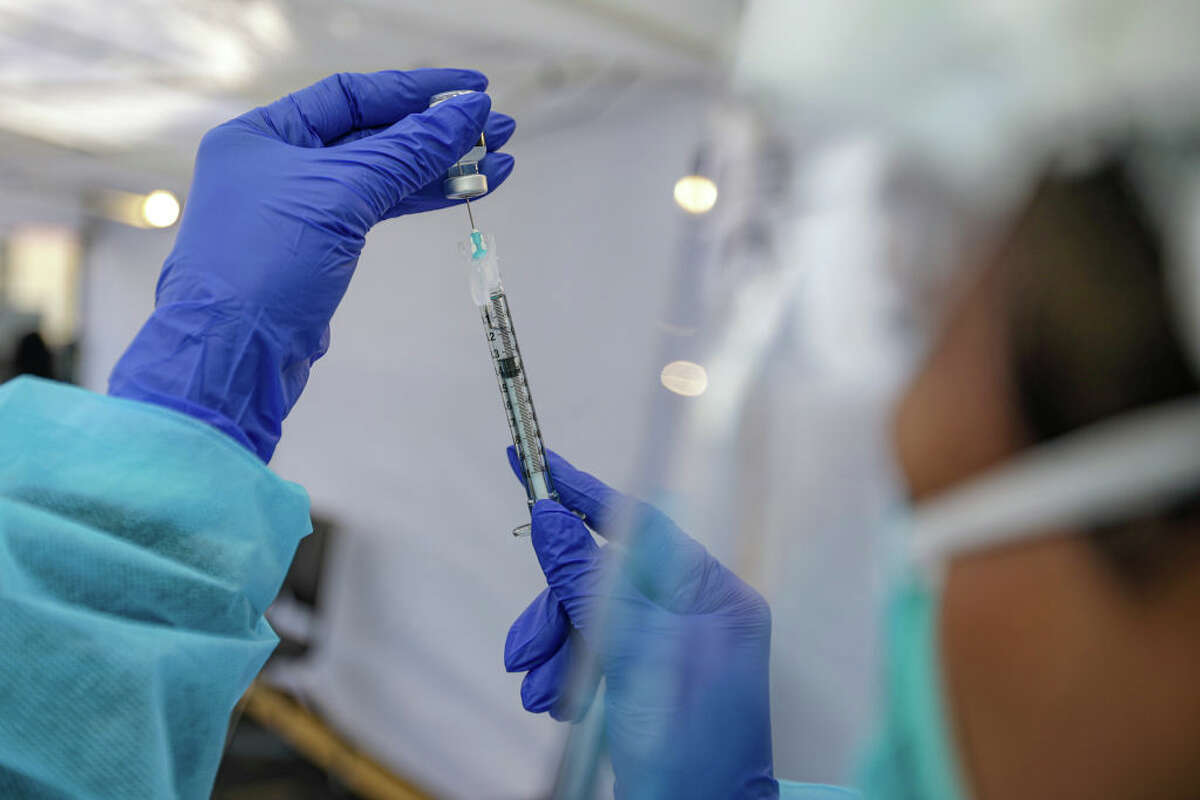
110, 69, 515, 461
503, 449, 778, 799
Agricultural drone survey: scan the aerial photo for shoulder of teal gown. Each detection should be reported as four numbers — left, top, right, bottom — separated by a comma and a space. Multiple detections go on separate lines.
0, 377, 311, 799
779, 781, 863, 799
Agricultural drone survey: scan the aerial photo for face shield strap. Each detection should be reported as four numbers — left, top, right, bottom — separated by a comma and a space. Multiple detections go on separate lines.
910, 396, 1200, 579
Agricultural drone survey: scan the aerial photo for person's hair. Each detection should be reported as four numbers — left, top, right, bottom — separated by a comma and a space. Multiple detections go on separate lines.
1003, 160, 1200, 584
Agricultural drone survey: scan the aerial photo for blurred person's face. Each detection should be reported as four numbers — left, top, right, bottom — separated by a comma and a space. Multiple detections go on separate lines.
892, 184, 1200, 799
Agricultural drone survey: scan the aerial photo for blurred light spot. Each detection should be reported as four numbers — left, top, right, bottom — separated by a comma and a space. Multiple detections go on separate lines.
141, 191, 180, 228
660, 360, 708, 396
202, 29, 255, 87
243, 0, 294, 52
90, 188, 184, 229
673, 175, 718, 214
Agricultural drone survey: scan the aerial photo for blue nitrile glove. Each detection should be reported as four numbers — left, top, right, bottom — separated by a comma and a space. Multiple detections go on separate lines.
110, 69, 515, 461
503, 449, 778, 799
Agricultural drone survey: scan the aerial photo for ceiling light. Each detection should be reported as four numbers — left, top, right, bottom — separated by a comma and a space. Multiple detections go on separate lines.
141, 190, 180, 228
673, 175, 718, 214
660, 360, 709, 397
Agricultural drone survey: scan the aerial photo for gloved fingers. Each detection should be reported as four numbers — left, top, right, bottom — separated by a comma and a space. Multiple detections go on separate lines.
505, 447, 731, 616
506, 447, 622, 535
338, 91, 492, 204
377, 152, 515, 220
620, 503, 728, 615
326, 124, 386, 147
505, 586, 570, 673
541, 452, 727, 615
529, 499, 604, 618
328, 111, 515, 151
259, 68, 487, 147
484, 112, 517, 151
519, 631, 599, 722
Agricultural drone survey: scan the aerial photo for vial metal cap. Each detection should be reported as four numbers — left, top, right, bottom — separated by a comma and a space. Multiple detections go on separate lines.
428, 90, 489, 199
445, 173, 488, 199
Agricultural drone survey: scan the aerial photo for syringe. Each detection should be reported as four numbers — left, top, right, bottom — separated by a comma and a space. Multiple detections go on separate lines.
461, 226, 558, 536
428, 89, 558, 535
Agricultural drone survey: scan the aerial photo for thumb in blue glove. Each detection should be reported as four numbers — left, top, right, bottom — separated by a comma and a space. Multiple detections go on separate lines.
110, 69, 516, 461
503, 448, 778, 799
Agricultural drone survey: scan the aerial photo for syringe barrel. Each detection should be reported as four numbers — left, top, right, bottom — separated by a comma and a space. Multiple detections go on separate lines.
480, 292, 558, 510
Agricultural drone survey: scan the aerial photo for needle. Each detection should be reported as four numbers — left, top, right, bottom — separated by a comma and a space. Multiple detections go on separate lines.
465, 197, 476, 230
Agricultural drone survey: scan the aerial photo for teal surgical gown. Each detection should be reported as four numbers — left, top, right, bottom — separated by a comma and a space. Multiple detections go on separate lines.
0, 377, 310, 798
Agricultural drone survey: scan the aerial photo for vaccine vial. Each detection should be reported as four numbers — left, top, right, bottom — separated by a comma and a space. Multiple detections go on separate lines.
428, 90, 489, 199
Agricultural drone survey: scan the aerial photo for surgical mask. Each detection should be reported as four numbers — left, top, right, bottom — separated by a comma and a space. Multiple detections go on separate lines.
854, 395, 1200, 800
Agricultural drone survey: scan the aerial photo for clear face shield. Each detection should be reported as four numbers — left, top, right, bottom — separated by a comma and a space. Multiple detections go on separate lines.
523, 101, 969, 797
533, 125, 1200, 797
504, 3, 1200, 790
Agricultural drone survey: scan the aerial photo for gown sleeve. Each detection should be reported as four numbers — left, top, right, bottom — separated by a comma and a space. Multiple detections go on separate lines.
0, 377, 311, 799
